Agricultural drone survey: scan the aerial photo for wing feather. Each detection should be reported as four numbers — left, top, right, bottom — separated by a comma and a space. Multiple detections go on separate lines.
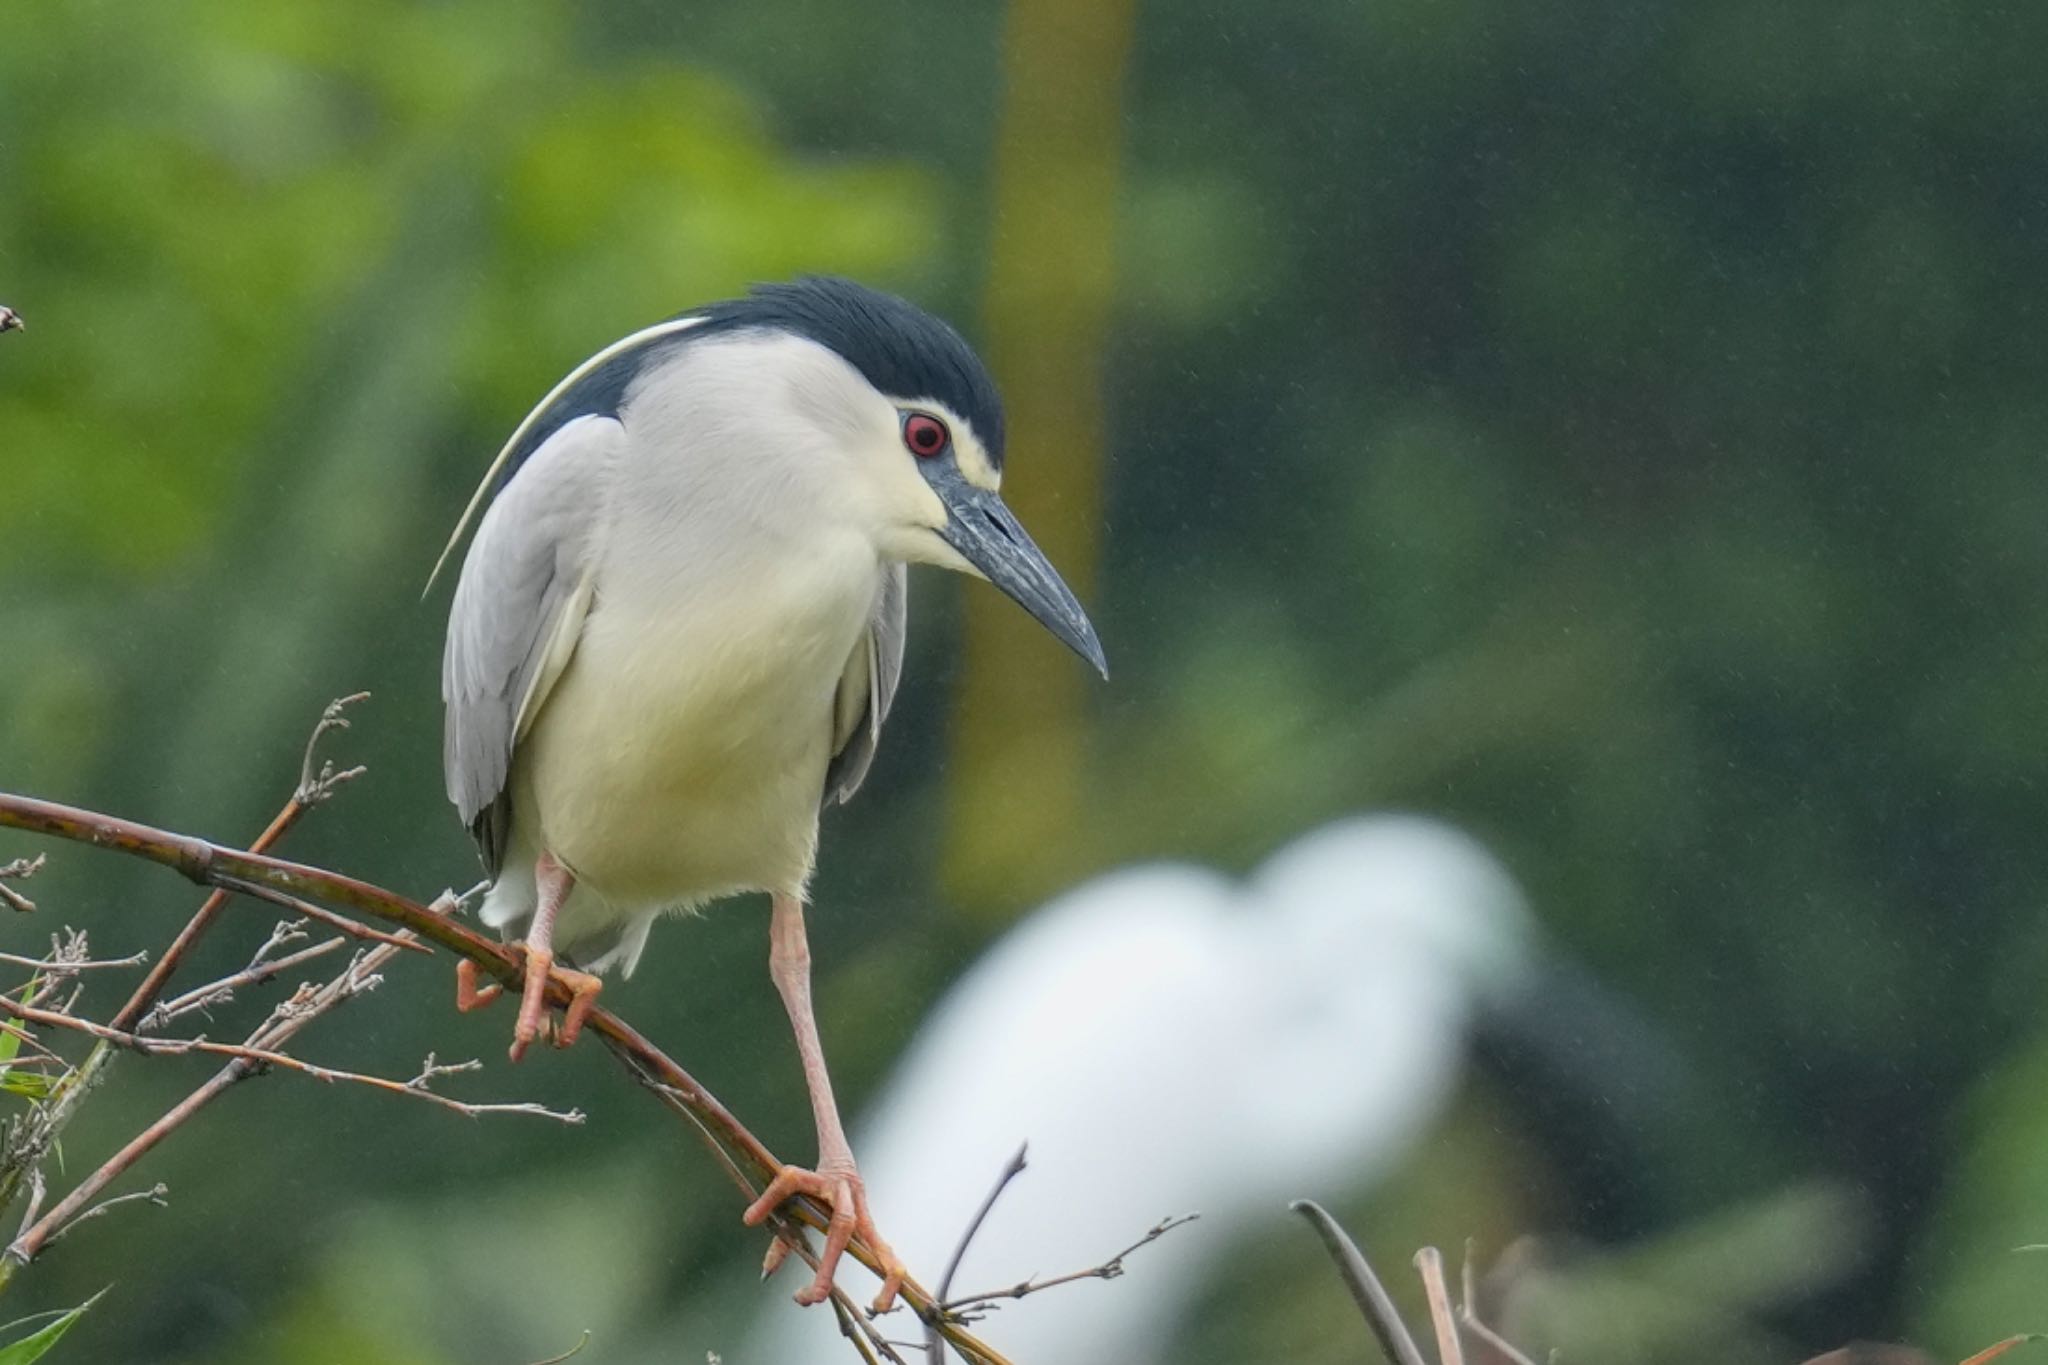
442, 415, 621, 871
824, 563, 908, 805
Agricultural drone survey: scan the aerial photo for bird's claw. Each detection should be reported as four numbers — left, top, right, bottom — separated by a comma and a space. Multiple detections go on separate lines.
761, 1233, 796, 1280
742, 1162, 905, 1311
454, 950, 601, 1062
454, 957, 502, 1012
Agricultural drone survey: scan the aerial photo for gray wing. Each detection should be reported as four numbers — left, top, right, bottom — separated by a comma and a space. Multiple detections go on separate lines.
442, 415, 621, 872
824, 563, 908, 806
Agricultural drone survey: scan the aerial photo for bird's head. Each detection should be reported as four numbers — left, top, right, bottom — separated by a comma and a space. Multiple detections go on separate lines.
696, 276, 1107, 676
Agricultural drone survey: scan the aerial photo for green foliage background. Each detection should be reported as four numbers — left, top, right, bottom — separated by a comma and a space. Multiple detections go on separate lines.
3, 0, 2047, 1360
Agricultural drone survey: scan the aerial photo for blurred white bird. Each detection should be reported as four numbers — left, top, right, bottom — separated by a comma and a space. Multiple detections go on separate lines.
749, 814, 1536, 1365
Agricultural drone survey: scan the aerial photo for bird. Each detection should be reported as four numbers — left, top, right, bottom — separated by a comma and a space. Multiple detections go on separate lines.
430, 275, 1106, 1310
747, 814, 1535, 1365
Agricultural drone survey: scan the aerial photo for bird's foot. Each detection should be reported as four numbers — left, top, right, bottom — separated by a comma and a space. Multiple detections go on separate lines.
744, 1160, 905, 1311
454, 943, 603, 1062
507, 944, 603, 1061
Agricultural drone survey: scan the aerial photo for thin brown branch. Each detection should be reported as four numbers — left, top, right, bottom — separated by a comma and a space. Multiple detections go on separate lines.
1290, 1200, 1431, 1365
1416, 1246, 1466, 1365
940, 1211, 1200, 1317
110, 692, 369, 1032
0, 787, 1009, 1364
209, 875, 427, 954
141, 936, 347, 1032
0, 791, 520, 960
0, 1023, 64, 1066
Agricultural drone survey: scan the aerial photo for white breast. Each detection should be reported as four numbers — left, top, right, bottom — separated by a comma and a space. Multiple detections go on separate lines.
522, 530, 878, 910
499, 334, 892, 945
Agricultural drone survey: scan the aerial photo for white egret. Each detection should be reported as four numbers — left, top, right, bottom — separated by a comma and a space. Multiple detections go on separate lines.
748, 813, 1535, 1363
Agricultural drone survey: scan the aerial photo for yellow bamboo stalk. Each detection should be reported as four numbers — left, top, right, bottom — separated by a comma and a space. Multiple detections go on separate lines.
944, 0, 1139, 911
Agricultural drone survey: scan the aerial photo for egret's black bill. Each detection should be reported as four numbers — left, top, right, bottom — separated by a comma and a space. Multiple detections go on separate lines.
937, 480, 1108, 677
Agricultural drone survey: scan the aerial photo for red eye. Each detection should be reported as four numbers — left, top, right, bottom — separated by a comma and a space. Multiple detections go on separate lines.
903, 412, 949, 458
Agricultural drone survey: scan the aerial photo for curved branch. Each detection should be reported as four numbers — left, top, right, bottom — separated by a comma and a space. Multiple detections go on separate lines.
0, 790, 1009, 1364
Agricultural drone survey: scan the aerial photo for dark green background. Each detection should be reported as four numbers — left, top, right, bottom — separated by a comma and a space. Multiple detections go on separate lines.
3, 1, 2046, 1360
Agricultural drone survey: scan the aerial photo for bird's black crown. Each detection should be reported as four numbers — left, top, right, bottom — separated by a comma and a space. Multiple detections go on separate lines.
495, 276, 1003, 495
699, 276, 1006, 468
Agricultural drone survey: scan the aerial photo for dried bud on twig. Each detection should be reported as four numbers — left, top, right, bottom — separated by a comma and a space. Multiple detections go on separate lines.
0, 854, 46, 913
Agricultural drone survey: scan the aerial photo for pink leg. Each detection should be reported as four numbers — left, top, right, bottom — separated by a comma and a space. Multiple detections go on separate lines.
742, 893, 905, 1311
510, 852, 582, 1062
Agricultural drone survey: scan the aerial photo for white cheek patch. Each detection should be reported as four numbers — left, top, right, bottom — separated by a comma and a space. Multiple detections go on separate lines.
951, 432, 1002, 492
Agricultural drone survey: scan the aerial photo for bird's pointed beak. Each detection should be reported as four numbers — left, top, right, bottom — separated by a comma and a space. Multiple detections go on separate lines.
936, 479, 1107, 677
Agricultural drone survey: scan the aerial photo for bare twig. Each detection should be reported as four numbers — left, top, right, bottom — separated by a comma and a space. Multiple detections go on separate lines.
142, 936, 347, 1032
831, 1294, 895, 1365
1290, 1200, 1430, 1365
926, 1144, 1030, 1363
209, 878, 426, 954
109, 692, 371, 1033
1416, 1246, 1466, 1365
0, 1024, 63, 1066
1460, 1239, 1539, 1365
1, 1000, 584, 1125
939, 1144, 1030, 1305
0, 855, 43, 913
407, 1052, 480, 1088
247, 919, 311, 967
42, 1184, 167, 1246
940, 1211, 1200, 1318
10, 1173, 43, 1244
296, 694, 372, 807
525, 1331, 593, 1365
0, 949, 146, 975
12, 931, 114, 1012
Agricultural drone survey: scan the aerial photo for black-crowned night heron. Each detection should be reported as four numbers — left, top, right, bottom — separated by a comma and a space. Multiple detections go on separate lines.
430, 276, 1105, 1309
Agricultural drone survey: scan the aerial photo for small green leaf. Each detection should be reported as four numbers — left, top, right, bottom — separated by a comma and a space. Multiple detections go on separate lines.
0, 1072, 55, 1100
0, 1287, 105, 1363
0, 1021, 23, 1100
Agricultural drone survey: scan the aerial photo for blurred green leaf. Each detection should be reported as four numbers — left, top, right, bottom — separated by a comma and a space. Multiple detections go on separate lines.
0, 1289, 106, 1364
0, 1072, 55, 1102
